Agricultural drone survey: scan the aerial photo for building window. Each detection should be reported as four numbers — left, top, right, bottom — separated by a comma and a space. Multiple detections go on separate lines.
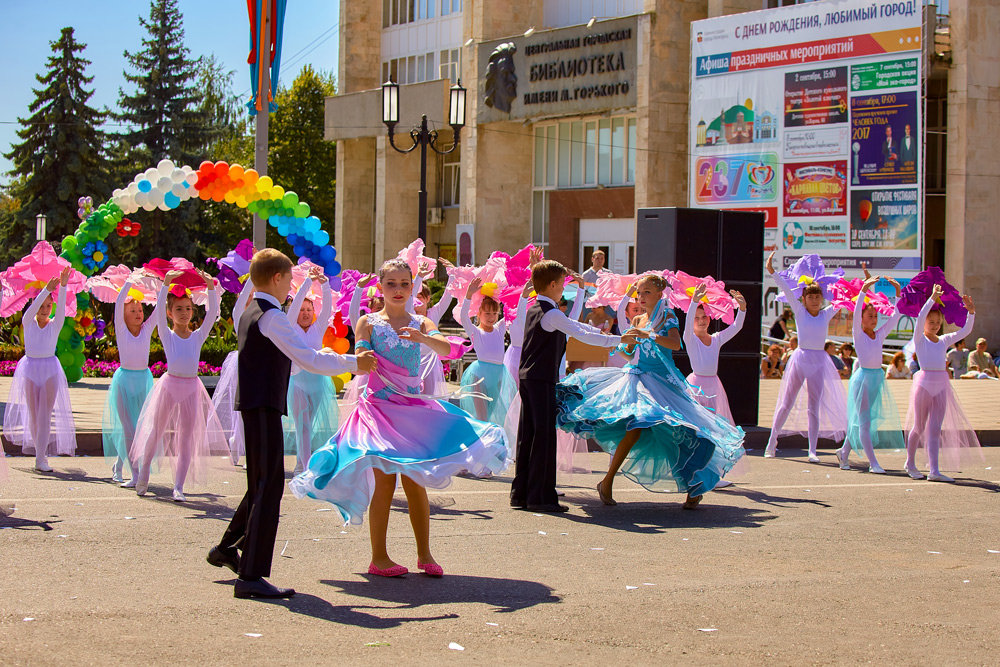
442, 156, 460, 207
441, 0, 462, 16
385, 0, 439, 27
382, 52, 438, 84
439, 48, 461, 84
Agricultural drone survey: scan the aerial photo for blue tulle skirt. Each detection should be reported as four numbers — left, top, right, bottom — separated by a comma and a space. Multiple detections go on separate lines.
283, 370, 340, 455
846, 367, 905, 451
556, 365, 745, 495
102, 368, 154, 464
460, 359, 518, 437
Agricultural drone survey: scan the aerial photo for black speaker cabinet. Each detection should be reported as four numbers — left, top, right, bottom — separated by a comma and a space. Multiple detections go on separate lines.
636, 207, 765, 426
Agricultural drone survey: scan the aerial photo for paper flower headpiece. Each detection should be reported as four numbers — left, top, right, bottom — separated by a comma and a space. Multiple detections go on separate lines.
168, 284, 193, 299
86, 264, 158, 305
143, 257, 214, 306
830, 278, 896, 316
0, 241, 87, 317
397, 238, 436, 278
667, 271, 736, 324
897, 266, 967, 327
585, 272, 637, 309
209, 239, 255, 294
775, 254, 844, 302
289, 259, 328, 302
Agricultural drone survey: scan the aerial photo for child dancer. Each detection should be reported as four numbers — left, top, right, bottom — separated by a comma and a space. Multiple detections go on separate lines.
104, 279, 156, 486
130, 269, 225, 501
285, 266, 338, 474
557, 274, 745, 509
839, 275, 903, 473
683, 284, 747, 425
510, 261, 623, 512
3, 268, 76, 471
764, 252, 848, 462
291, 259, 508, 577
459, 278, 518, 436
212, 279, 255, 466
904, 283, 977, 481
211, 249, 368, 599
503, 281, 534, 460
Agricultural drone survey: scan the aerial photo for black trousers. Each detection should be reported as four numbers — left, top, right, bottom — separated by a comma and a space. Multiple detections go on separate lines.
510, 380, 558, 507
218, 407, 285, 580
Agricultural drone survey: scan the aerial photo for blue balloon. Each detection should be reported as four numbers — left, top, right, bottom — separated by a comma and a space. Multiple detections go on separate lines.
328, 260, 341, 276
268, 217, 279, 228
164, 192, 180, 208
319, 245, 334, 261
286, 233, 299, 245
137, 179, 152, 193
305, 216, 321, 233
315, 230, 330, 246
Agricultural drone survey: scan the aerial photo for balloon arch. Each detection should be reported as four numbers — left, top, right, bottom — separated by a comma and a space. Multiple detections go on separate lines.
55, 159, 340, 381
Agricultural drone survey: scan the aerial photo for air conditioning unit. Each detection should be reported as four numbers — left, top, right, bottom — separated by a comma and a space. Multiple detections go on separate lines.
427, 207, 444, 226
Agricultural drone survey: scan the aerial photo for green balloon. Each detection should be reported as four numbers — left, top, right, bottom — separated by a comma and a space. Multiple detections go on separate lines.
64, 365, 83, 383
283, 191, 299, 208
62, 236, 77, 251
295, 202, 311, 218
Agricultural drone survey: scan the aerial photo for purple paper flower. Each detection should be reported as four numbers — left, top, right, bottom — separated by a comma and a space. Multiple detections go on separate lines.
776, 254, 844, 302
897, 266, 967, 327
212, 239, 255, 294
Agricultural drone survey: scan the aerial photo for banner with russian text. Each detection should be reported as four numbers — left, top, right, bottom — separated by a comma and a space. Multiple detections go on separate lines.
689, 0, 923, 335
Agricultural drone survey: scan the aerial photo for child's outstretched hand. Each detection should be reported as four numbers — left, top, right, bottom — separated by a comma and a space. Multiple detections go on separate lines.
730, 289, 746, 311
931, 283, 944, 302
397, 326, 428, 343
466, 277, 483, 300
521, 281, 534, 299
59, 266, 72, 286
884, 277, 901, 296
437, 257, 455, 270
355, 349, 377, 374
358, 274, 376, 289
45, 276, 60, 293
691, 283, 708, 303
963, 294, 975, 314
528, 246, 543, 268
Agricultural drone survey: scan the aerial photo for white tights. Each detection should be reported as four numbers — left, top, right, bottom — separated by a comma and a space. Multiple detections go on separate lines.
25, 377, 57, 469
905, 387, 946, 475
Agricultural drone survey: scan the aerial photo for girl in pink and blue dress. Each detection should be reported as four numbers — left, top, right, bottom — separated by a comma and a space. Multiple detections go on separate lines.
899, 272, 979, 482
291, 259, 508, 578
764, 252, 848, 463
3, 269, 77, 472
103, 278, 157, 486
130, 269, 227, 501
284, 267, 339, 474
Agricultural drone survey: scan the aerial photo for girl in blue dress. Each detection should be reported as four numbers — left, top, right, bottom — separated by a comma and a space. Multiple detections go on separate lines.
556, 274, 745, 509
290, 259, 508, 578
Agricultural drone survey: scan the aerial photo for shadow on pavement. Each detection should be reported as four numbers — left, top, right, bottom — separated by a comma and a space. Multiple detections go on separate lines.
390, 496, 496, 522
7, 463, 103, 485
556, 498, 780, 533
0, 506, 61, 531
714, 486, 833, 509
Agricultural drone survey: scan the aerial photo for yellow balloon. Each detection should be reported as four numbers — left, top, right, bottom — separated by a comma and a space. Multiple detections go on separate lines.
235, 195, 247, 208
271, 185, 285, 200
257, 175, 273, 191
224, 189, 237, 204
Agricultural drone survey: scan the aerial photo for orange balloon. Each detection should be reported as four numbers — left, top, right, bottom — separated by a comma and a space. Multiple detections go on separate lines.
211, 189, 225, 202
228, 164, 245, 180
198, 188, 212, 200
214, 161, 229, 177
243, 169, 259, 186
332, 337, 350, 354
322, 326, 338, 348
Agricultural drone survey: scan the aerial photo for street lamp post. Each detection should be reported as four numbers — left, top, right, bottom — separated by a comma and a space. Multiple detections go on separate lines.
35, 213, 47, 242
381, 79, 467, 243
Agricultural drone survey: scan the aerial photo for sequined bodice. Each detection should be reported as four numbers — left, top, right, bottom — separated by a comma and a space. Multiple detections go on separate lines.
368, 312, 423, 398
631, 313, 680, 374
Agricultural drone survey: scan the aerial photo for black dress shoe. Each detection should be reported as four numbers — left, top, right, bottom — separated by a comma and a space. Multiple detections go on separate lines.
207, 546, 240, 574
234, 577, 296, 599
526, 503, 569, 513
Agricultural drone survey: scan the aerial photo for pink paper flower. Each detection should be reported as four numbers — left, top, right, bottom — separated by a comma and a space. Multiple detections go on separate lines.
86, 264, 158, 305
453, 255, 509, 321
0, 241, 87, 317
289, 260, 327, 302
830, 278, 896, 316
142, 257, 216, 306
502, 244, 538, 292
668, 271, 736, 324
586, 273, 637, 308
397, 239, 437, 277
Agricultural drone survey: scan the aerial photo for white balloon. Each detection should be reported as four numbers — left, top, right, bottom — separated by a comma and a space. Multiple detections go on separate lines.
144, 168, 158, 181
157, 201, 170, 212
127, 182, 139, 195
186, 173, 198, 186
171, 168, 186, 182
171, 183, 187, 197
133, 191, 147, 207
157, 159, 175, 176
156, 176, 172, 191
142, 200, 157, 212
181, 164, 194, 174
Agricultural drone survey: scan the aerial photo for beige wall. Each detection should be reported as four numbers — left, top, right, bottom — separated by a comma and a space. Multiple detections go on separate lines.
946, 0, 1000, 343
335, 137, 377, 272
339, 0, 382, 94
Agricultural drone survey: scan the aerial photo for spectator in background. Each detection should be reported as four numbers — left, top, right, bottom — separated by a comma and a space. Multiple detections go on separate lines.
947, 339, 969, 379
781, 335, 799, 366
967, 338, 998, 378
769, 308, 793, 341
886, 351, 912, 379
825, 340, 846, 375
838, 343, 856, 379
581, 249, 609, 286
761, 344, 784, 379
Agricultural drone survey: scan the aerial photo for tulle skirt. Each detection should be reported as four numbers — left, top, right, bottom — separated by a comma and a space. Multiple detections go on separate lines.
211, 351, 243, 461
557, 430, 590, 474
904, 370, 982, 471
2, 356, 77, 456
283, 370, 339, 455
847, 367, 905, 451
460, 360, 518, 436
102, 368, 154, 463
129, 374, 229, 485
773, 348, 848, 442
290, 391, 509, 525
556, 366, 745, 495
686, 373, 734, 424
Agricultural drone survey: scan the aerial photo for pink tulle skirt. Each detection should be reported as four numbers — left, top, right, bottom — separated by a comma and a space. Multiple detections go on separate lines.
2, 356, 77, 456
688, 372, 747, 476
557, 430, 590, 475
339, 376, 365, 423
211, 351, 244, 461
904, 370, 982, 471
129, 374, 229, 485
773, 348, 848, 442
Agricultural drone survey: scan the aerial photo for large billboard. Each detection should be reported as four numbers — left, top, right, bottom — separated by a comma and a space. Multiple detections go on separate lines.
689, 0, 923, 324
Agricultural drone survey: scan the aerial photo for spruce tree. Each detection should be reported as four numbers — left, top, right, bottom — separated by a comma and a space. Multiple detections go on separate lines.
116, 0, 215, 261
2, 27, 108, 265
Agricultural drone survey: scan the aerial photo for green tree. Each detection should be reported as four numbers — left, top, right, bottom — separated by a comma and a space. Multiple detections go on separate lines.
267, 66, 337, 244
1, 27, 109, 266
115, 0, 217, 262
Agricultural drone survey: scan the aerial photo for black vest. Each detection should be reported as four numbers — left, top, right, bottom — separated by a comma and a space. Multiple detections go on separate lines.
234, 298, 293, 414
519, 299, 566, 383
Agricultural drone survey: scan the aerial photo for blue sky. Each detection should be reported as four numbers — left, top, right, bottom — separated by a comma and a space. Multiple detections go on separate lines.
0, 0, 340, 184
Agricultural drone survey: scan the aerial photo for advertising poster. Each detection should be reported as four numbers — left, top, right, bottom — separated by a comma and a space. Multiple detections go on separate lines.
850, 188, 918, 250
689, 0, 923, 322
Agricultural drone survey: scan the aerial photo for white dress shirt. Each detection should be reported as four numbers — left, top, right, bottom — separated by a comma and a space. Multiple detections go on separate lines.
537, 294, 620, 348
255, 291, 357, 376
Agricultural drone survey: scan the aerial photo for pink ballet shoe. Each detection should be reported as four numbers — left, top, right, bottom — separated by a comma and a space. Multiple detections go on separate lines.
368, 562, 408, 577
417, 561, 444, 577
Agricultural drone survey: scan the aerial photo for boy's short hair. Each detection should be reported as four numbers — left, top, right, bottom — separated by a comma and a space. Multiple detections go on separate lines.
531, 260, 567, 292
249, 248, 293, 287
802, 283, 823, 297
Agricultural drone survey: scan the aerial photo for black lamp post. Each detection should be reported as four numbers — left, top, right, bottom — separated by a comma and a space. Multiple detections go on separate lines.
382, 79, 467, 243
